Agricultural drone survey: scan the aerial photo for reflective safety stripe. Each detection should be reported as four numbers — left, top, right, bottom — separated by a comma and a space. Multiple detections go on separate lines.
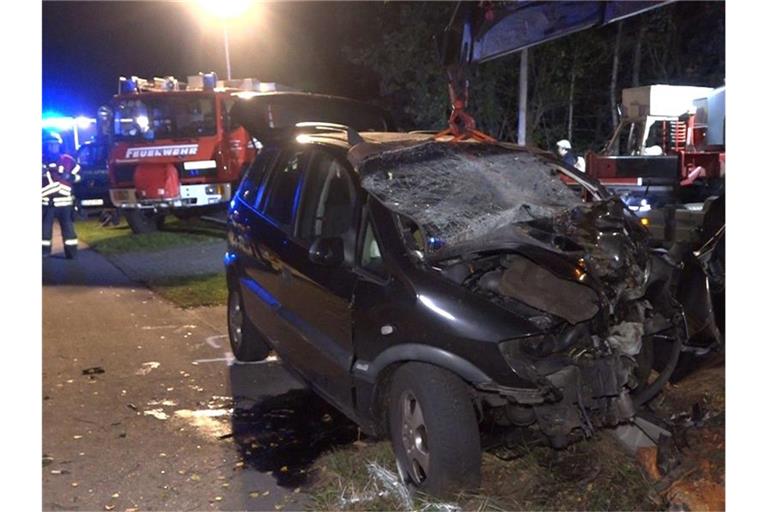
59, 184, 72, 192
57, 189, 72, 197
64, 239, 78, 246
41, 185, 61, 197
42, 240, 52, 246
41, 182, 59, 193
71, 165, 81, 175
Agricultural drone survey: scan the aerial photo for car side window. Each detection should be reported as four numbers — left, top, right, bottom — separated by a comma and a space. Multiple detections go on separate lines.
296, 151, 356, 241
262, 150, 309, 226
238, 148, 277, 208
360, 219, 386, 276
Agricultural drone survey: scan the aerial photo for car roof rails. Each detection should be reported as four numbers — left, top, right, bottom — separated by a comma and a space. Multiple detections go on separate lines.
294, 122, 364, 146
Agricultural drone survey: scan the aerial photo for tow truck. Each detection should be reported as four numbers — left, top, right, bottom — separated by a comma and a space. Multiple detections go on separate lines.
587, 84, 725, 244
108, 73, 289, 233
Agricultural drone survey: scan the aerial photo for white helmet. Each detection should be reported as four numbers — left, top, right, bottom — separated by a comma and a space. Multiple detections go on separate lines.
556, 139, 571, 150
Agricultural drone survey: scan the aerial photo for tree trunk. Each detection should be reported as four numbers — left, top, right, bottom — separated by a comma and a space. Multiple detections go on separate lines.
517, 48, 529, 145
568, 64, 576, 141
610, 21, 623, 130
632, 21, 646, 87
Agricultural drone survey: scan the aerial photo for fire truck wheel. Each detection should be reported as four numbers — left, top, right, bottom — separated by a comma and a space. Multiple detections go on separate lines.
173, 210, 199, 222
227, 287, 271, 362
124, 209, 165, 234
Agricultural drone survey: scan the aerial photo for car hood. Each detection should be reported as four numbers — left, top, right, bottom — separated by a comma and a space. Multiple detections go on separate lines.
357, 140, 649, 299
431, 197, 651, 301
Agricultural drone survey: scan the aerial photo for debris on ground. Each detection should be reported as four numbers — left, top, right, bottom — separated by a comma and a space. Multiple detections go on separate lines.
143, 409, 169, 421
643, 364, 726, 511
365, 462, 415, 511
307, 358, 724, 511
82, 366, 105, 376
135, 362, 160, 376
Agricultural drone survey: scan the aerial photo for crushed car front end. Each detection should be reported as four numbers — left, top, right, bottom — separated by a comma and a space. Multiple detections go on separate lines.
355, 139, 687, 447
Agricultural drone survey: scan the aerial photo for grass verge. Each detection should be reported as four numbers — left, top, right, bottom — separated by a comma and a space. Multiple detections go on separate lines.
147, 272, 228, 309
76, 216, 224, 255
309, 435, 660, 511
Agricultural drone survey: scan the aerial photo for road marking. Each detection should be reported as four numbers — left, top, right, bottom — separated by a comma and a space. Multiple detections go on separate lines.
192, 353, 279, 366
205, 335, 226, 349
192, 352, 235, 366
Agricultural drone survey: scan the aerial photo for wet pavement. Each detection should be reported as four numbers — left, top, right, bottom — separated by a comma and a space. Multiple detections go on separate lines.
42, 229, 361, 511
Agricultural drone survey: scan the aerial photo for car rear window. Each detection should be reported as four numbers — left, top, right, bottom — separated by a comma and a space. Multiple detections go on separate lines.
262, 150, 309, 226
238, 149, 278, 207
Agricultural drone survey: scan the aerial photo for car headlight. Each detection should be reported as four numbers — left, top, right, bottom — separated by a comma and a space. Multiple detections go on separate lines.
501, 334, 557, 359
498, 336, 555, 384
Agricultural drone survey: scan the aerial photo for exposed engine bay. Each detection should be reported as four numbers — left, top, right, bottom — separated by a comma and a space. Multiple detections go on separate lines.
359, 140, 688, 447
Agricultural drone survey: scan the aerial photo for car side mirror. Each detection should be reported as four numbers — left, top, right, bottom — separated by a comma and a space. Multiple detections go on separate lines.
308, 237, 344, 266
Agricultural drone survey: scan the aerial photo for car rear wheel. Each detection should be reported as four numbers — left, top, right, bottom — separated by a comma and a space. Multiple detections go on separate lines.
124, 209, 165, 234
227, 287, 271, 362
387, 362, 481, 498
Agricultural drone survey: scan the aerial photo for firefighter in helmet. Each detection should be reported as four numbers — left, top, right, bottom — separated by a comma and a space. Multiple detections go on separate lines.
42, 132, 81, 258
556, 139, 577, 167
556, 139, 586, 172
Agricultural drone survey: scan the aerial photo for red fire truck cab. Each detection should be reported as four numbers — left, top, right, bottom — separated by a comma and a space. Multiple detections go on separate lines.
108, 73, 284, 233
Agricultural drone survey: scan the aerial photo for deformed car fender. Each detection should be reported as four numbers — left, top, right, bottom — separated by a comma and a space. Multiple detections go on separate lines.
351, 343, 493, 436
354, 342, 494, 386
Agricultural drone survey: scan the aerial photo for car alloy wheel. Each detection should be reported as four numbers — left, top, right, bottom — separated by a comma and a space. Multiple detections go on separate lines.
388, 362, 481, 498
400, 390, 430, 484
227, 287, 271, 362
228, 290, 244, 353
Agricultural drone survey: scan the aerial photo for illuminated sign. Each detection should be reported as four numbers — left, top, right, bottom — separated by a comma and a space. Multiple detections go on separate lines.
125, 144, 199, 158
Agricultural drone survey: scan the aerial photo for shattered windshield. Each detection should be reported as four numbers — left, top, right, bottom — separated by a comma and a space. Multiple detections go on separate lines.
113, 95, 217, 141
359, 142, 585, 252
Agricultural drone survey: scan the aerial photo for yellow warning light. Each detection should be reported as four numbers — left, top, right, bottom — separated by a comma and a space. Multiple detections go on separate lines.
640, 218, 650, 227
574, 268, 587, 282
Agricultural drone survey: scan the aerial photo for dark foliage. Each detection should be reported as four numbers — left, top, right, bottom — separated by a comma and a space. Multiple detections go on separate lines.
332, 1, 724, 153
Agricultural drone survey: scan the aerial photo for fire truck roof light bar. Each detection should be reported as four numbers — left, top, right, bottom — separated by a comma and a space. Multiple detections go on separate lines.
118, 72, 281, 94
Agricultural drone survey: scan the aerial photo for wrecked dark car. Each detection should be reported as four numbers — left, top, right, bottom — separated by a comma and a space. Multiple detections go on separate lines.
224, 97, 686, 498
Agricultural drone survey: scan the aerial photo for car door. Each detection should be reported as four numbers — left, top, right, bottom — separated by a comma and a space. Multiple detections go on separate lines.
233, 147, 308, 351
273, 148, 360, 411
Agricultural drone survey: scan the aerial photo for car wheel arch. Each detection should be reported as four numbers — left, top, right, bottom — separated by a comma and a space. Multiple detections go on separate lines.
366, 344, 491, 436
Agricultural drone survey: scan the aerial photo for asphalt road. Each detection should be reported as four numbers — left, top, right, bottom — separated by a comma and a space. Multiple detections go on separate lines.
42, 230, 360, 511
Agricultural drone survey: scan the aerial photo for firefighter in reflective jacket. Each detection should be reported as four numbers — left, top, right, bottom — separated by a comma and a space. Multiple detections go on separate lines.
42, 133, 81, 258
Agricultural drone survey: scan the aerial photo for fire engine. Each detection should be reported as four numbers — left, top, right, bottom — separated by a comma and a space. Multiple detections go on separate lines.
108, 72, 290, 233
586, 84, 725, 243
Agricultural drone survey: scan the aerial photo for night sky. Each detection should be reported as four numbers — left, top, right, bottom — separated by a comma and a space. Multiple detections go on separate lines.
43, 1, 378, 116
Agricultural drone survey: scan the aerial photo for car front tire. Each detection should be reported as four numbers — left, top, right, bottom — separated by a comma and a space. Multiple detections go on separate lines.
388, 362, 481, 498
227, 287, 271, 362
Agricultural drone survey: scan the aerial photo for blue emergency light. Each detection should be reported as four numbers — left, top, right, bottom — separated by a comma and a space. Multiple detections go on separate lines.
119, 76, 139, 94
202, 72, 217, 90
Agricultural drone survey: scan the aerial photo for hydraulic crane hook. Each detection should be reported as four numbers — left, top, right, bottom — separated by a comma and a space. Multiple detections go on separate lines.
435, 66, 497, 143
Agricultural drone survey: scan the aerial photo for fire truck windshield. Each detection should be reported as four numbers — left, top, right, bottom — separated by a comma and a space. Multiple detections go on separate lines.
113, 96, 216, 141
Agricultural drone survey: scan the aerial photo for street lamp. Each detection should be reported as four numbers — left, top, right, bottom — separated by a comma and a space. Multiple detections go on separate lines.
196, 0, 254, 80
